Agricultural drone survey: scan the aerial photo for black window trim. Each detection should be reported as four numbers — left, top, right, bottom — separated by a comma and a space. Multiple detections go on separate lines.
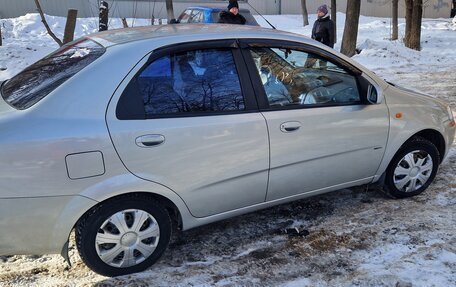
238, 39, 370, 112
116, 39, 259, 120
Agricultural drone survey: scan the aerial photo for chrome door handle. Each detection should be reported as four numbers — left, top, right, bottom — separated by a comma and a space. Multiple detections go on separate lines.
280, 121, 302, 133
135, 135, 165, 147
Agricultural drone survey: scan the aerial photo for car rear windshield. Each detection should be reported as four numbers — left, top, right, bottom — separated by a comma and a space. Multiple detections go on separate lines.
1, 38, 105, 110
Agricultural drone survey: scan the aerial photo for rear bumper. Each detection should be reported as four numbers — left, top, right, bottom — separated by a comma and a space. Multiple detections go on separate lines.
0, 195, 97, 256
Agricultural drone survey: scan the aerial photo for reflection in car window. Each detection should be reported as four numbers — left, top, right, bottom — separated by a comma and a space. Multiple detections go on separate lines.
1, 39, 105, 110
189, 10, 204, 23
138, 48, 244, 115
250, 47, 361, 108
178, 9, 192, 23
179, 9, 204, 23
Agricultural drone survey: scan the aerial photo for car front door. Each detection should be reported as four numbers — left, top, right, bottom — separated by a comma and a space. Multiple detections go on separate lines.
106, 41, 269, 217
241, 40, 390, 201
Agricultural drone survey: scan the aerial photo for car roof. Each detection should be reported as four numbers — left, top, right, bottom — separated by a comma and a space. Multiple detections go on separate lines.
88, 24, 304, 47
184, 6, 252, 13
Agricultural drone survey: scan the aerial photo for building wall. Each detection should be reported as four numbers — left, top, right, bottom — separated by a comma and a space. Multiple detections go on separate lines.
0, 0, 453, 19
281, 0, 453, 19
0, 0, 260, 19
0, 0, 94, 18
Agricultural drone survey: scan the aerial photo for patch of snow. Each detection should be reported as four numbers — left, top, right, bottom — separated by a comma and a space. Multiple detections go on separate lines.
69, 48, 90, 58
280, 277, 313, 287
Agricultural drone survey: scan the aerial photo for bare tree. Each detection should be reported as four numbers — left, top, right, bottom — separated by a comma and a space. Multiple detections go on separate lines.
404, 0, 413, 44
404, 0, 423, 50
340, 0, 361, 57
121, 18, 129, 28
63, 9, 77, 44
99, 1, 109, 31
331, 0, 337, 43
409, 0, 423, 50
301, 0, 309, 26
392, 0, 398, 40
34, 0, 63, 46
166, 0, 175, 24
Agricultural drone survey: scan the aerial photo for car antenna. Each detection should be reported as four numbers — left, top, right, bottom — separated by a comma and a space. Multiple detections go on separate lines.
245, 2, 276, 29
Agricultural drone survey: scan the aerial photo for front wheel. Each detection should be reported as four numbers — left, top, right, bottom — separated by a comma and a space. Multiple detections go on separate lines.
76, 195, 171, 277
383, 137, 440, 198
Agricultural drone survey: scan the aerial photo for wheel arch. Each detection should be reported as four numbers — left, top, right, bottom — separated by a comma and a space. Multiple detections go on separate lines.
381, 135, 440, 198
404, 129, 445, 163
75, 191, 183, 234
374, 128, 445, 187
59, 190, 186, 265
73, 192, 176, 276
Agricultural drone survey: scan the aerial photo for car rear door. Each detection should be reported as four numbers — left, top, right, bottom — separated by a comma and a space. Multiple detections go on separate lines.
240, 40, 389, 201
106, 41, 269, 217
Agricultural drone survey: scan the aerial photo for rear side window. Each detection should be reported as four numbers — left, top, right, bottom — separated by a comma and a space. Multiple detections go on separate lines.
1, 39, 105, 110
131, 48, 245, 117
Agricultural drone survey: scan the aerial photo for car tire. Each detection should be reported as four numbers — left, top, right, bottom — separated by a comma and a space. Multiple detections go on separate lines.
76, 194, 171, 277
383, 137, 440, 198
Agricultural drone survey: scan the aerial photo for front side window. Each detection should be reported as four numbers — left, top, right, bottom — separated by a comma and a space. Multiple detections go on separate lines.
250, 47, 361, 108
1, 38, 105, 110
137, 48, 244, 116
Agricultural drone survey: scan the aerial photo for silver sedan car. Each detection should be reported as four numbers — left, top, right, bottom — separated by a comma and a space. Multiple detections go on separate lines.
0, 25, 454, 277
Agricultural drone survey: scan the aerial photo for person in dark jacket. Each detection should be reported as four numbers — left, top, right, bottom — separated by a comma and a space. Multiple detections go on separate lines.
218, 0, 246, 25
311, 4, 335, 48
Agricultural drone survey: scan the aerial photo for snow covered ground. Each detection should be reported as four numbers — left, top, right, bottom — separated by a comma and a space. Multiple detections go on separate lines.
0, 13, 455, 287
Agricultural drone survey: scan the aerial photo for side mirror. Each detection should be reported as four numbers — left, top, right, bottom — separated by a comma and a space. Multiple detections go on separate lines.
367, 84, 383, 104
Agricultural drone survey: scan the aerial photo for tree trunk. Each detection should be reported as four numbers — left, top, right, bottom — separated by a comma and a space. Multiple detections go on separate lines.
340, 0, 361, 57
0, 22, 2, 46
392, 0, 398, 40
331, 0, 337, 43
301, 0, 309, 26
121, 18, 129, 28
63, 9, 77, 44
404, 0, 413, 44
452, 0, 456, 17
166, 0, 175, 24
404, 0, 422, 50
409, 0, 423, 50
99, 1, 108, 32
34, 0, 63, 46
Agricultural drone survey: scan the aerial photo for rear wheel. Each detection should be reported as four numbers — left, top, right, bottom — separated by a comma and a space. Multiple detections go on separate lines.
76, 195, 171, 276
383, 137, 440, 198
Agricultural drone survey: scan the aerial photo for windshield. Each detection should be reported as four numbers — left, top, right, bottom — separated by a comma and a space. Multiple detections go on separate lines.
1, 38, 105, 110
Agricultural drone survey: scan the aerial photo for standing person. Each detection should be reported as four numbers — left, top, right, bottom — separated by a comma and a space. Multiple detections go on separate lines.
311, 4, 335, 48
218, 0, 246, 25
